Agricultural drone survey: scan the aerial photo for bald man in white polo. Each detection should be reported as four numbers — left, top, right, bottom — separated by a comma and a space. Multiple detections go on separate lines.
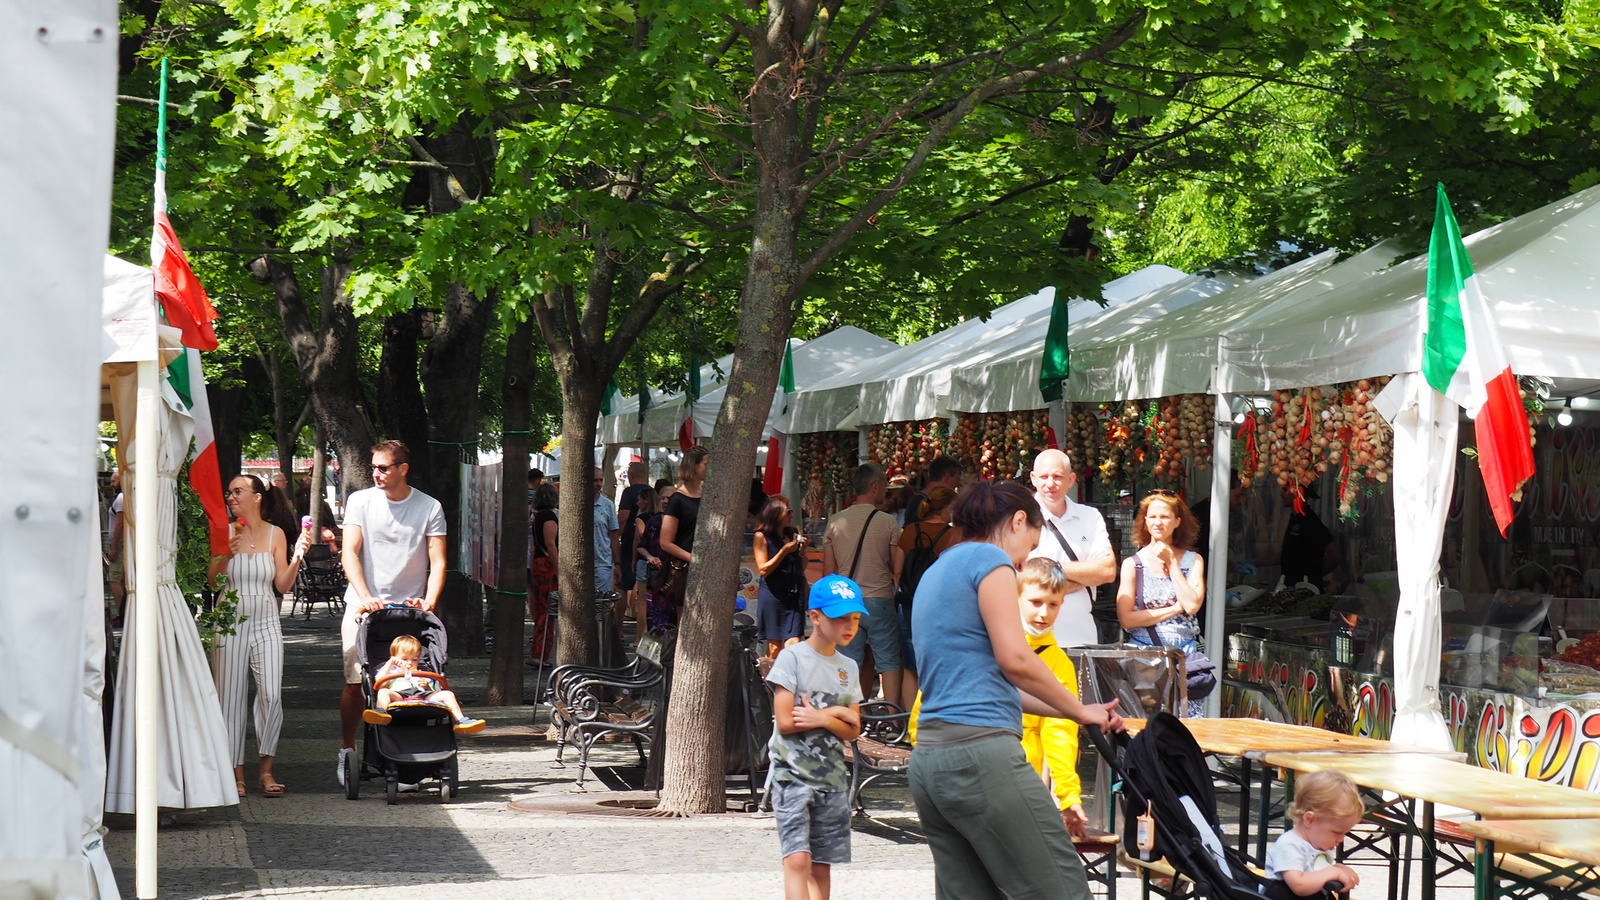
1028, 449, 1117, 646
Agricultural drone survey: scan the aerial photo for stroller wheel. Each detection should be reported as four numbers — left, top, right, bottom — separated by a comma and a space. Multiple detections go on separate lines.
343, 750, 360, 801
386, 776, 398, 806
440, 756, 459, 803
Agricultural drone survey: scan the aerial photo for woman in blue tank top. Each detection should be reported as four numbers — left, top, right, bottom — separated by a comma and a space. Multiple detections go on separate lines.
909, 480, 1126, 900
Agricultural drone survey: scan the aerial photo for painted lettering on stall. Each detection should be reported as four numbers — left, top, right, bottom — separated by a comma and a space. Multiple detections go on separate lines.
1543, 427, 1600, 523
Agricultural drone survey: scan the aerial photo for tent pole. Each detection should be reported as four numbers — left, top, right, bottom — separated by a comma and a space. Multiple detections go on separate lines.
133, 358, 161, 899
1204, 392, 1232, 719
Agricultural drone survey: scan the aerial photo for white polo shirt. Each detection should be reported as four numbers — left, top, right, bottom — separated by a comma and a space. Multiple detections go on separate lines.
1028, 494, 1112, 647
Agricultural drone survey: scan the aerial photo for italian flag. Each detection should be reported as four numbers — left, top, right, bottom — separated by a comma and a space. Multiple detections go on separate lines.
1422, 183, 1535, 536
763, 342, 796, 495
153, 59, 229, 554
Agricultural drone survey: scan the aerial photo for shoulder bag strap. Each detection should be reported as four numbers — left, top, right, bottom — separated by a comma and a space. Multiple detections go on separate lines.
1045, 519, 1080, 562
930, 523, 953, 553
1034, 644, 1051, 656
1132, 555, 1164, 647
848, 509, 879, 581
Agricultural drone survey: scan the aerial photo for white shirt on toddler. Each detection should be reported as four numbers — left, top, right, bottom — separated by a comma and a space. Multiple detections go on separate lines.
1266, 828, 1336, 881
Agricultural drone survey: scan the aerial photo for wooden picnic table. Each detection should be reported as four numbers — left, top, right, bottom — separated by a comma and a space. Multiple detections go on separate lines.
1120, 717, 1462, 862
1124, 717, 1462, 759
1458, 819, 1600, 900
1262, 752, 1600, 900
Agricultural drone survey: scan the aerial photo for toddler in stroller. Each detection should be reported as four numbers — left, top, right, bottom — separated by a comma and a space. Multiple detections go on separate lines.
342, 607, 471, 803
1088, 713, 1348, 900
364, 634, 485, 733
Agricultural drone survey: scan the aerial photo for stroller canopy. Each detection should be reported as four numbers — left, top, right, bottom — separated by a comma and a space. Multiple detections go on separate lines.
357, 607, 449, 673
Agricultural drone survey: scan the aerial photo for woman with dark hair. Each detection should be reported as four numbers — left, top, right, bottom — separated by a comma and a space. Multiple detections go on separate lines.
753, 494, 808, 658
909, 480, 1124, 899
208, 474, 312, 797
1116, 490, 1206, 716
627, 486, 662, 638
656, 446, 707, 624
893, 485, 962, 709
528, 482, 560, 663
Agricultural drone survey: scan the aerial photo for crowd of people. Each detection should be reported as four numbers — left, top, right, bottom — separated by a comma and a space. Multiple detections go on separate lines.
143, 434, 1321, 898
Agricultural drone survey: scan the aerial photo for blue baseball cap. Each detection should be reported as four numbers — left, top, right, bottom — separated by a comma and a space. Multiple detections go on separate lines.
809, 574, 870, 618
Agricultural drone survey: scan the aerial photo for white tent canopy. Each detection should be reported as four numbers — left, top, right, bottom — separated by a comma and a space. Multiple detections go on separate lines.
783, 264, 1188, 431
598, 351, 734, 446
597, 325, 900, 446
1218, 185, 1600, 393
944, 269, 1240, 413
1058, 244, 1400, 403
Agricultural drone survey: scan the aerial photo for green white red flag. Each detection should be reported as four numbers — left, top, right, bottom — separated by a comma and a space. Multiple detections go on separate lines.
153, 59, 229, 555
1422, 183, 1534, 536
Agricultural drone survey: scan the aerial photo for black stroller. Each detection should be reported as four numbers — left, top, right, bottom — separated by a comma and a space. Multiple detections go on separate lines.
1088, 714, 1343, 900
343, 606, 460, 804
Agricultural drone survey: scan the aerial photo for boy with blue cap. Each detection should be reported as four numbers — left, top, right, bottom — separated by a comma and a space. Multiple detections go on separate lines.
767, 574, 867, 900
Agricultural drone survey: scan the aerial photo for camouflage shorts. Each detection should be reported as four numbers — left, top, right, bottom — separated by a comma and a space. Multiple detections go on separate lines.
772, 779, 852, 864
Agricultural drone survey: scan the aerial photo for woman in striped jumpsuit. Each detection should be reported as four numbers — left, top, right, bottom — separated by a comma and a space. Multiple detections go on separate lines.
209, 475, 310, 797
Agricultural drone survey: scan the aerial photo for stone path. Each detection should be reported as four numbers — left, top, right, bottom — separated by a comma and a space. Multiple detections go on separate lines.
104, 605, 1478, 899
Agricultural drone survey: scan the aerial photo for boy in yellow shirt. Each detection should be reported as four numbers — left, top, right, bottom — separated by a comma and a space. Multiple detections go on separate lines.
1017, 557, 1088, 836
905, 557, 1087, 835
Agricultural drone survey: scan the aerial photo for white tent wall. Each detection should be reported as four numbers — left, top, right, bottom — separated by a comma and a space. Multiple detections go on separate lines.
597, 351, 733, 445
0, 2, 119, 897
945, 270, 1235, 414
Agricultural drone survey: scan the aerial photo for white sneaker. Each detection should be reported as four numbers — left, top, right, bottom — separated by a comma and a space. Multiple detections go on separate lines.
336, 747, 354, 787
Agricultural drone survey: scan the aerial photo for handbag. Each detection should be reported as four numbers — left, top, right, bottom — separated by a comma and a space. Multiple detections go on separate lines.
649, 557, 690, 610
1133, 555, 1217, 701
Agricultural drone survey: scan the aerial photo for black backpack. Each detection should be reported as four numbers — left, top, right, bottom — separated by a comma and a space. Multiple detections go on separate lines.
895, 523, 952, 608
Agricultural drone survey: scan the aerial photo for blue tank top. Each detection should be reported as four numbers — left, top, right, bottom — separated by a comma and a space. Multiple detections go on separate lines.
910, 541, 1024, 734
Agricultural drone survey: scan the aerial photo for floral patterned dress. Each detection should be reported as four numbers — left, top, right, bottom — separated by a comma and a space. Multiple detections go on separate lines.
1128, 548, 1204, 717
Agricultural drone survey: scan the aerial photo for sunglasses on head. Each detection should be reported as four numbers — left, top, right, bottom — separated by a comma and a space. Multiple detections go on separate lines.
1149, 488, 1180, 498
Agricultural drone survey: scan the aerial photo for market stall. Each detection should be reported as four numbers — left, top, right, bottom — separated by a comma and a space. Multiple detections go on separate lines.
1210, 183, 1600, 777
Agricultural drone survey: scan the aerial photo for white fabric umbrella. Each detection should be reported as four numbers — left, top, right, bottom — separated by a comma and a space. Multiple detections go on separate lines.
104, 373, 238, 814
1373, 374, 1458, 751
0, 3, 118, 896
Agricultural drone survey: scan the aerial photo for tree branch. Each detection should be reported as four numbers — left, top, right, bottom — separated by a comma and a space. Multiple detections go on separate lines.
788, 11, 1147, 302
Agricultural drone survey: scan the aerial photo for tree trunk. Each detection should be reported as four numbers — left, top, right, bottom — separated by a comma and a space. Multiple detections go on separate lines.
554, 377, 601, 667
660, 78, 805, 814
309, 419, 327, 532
255, 255, 378, 493
378, 308, 432, 488
421, 283, 497, 652
264, 349, 296, 483
487, 313, 534, 704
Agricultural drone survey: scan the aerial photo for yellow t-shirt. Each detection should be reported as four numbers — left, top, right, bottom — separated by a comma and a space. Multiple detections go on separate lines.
907, 631, 1082, 810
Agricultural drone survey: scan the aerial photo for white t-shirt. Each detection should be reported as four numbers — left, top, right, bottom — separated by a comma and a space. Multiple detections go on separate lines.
343, 486, 446, 604
1029, 494, 1112, 647
1266, 828, 1336, 880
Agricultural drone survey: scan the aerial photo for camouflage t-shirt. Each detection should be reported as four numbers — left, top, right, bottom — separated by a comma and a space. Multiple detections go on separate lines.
766, 641, 861, 791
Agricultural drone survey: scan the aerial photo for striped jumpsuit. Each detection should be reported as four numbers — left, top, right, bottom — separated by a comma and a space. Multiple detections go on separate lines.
216, 532, 284, 764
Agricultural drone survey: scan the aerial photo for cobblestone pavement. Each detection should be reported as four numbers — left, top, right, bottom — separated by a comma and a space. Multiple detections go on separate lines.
105, 605, 1478, 899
